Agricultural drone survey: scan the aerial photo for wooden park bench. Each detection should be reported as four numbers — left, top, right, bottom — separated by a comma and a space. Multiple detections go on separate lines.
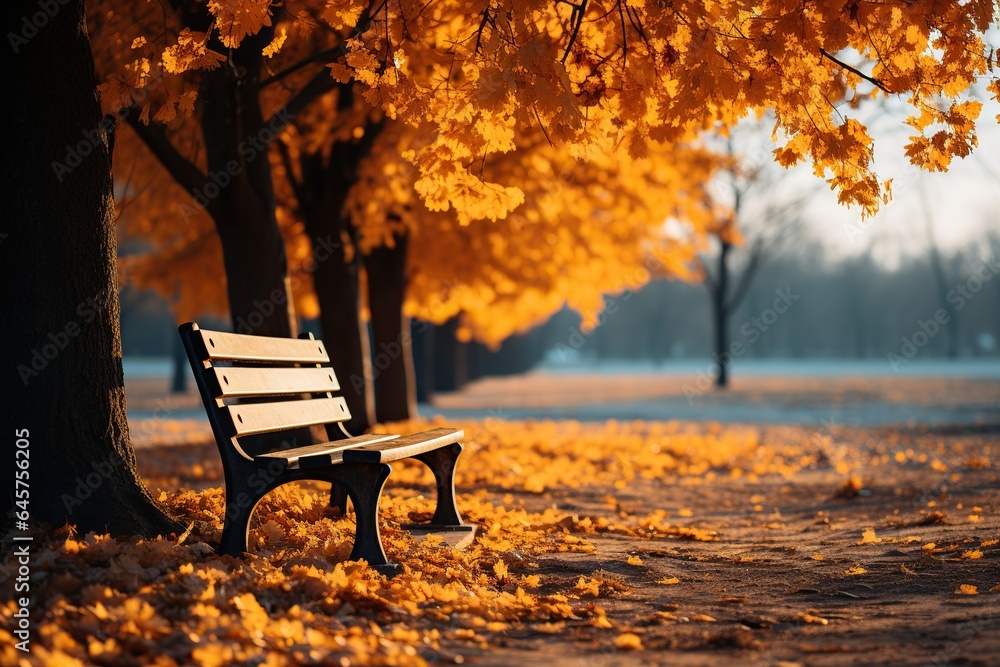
179, 322, 473, 573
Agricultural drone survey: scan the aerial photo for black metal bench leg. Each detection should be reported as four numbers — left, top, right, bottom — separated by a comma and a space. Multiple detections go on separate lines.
332, 462, 399, 575
329, 483, 349, 514
415, 442, 467, 527
219, 491, 262, 557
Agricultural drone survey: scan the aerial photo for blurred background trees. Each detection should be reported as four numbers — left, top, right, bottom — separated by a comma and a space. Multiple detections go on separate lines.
121, 228, 1000, 384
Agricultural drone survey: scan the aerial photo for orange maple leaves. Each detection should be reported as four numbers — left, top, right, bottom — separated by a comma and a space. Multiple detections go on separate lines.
96, 0, 998, 221
91, 0, 997, 345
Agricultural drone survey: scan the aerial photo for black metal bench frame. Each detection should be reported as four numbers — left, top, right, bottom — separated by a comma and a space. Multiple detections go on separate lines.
179, 322, 472, 574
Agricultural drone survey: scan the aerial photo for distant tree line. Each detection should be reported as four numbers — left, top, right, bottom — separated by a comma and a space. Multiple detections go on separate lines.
122, 233, 1000, 397
535, 237, 1000, 364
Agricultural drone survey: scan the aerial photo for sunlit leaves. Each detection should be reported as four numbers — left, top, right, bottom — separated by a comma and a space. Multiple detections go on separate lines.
207, 0, 274, 49
5, 416, 997, 663
161, 29, 225, 74
90, 0, 998, 350
96, 0, 997, 222
615, 632, 643, 650
324, 0, 995, 218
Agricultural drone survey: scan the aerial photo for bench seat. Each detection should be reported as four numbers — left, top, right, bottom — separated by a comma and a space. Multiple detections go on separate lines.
330, 428, 464, 465
257, 433, 400, 468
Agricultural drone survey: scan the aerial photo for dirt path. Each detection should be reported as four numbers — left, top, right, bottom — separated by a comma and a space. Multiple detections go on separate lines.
435, 423, 1000, 666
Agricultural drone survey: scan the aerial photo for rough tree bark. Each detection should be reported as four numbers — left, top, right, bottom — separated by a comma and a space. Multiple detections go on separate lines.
4, 0, 181, 535
123, 4, 297, 339
199, 48, 296, 339
366, 231, 417, 422
286, 96, 384, 432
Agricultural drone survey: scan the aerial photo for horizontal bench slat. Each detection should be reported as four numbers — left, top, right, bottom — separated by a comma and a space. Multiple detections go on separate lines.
225, 397, 350, 436
194, 328, 329, 364
208, 366, 340, 398
257, 433, 399, 467
344, 428, 464, 464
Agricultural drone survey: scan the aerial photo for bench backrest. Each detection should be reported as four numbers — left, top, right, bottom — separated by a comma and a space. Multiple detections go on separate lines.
179, 322, 351, 461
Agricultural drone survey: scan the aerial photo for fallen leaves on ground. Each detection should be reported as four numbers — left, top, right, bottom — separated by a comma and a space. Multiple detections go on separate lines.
3, 418, 997, 665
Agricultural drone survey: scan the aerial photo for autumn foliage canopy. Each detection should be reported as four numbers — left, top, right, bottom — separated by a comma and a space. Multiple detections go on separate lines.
93, 0, 998, 342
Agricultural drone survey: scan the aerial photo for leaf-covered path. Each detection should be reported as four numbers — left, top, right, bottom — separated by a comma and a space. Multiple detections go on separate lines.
4, 417, 997, 666
487, 422, 999, 666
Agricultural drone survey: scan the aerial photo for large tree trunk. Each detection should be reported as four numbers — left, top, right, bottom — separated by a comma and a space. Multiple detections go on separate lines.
296, 147, 374, 433
366, 231, 417, 422
198, 33, 296, 339
411, 322, 435, 403
712, 242, 731, 388
307, 215, 375, 434
117, 5, 297, 339
292, 105, 384, 433
4, 0, 181, 535
433, 319, 469, 392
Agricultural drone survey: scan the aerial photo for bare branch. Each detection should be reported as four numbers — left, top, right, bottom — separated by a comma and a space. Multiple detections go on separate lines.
276, 139, 309, 210
819, 48, 889, 93
253, 46, 348, 92
264, 0, 378, 128
724, 238, 762, 312
474, 7, 492, 53
560, 0, 587, 64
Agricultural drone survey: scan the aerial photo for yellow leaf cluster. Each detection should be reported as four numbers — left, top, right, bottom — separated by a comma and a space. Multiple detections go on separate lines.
208, 0, 274, 49
161, 29, 225, 74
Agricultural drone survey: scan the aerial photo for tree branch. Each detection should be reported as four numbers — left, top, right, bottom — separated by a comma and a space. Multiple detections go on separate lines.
696, 254, 717, 292
266, 66, 339, 131
560, 0, 587, 64
276, 139, 309, 210
724, 239, 762, 312
475, 7, 493, 53
120, 106, 211, 207
819, 48, 889, 93
252, 45, 346, 92
265, 0, 378, 128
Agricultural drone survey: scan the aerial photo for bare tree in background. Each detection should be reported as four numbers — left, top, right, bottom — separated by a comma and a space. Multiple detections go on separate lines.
918, 186, 959, 358
697, 137, 811, 387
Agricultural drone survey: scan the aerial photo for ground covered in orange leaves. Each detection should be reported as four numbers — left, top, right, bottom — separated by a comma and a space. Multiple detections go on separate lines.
3, 418, 998, 666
